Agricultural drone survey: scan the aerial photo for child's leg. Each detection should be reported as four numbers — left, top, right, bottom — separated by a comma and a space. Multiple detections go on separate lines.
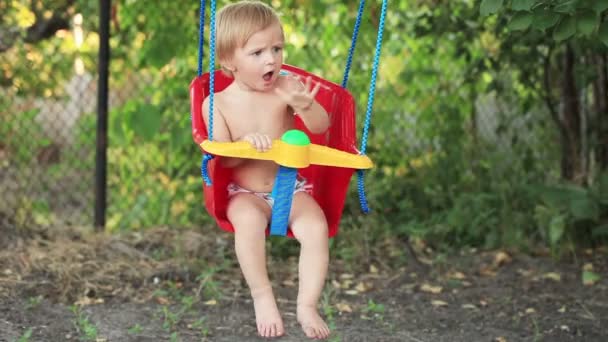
227, 193, 284, 338
289, 192, 330, 339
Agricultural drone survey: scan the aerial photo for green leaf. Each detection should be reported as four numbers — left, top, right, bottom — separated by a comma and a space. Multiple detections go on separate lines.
576, 10, 599, 35
569, 196, 599, 221
132, 104, 162, 141
549, 215, 566, 245
553, 16, 577, 41
600, 21, 608, 47
592, 0, 608, 13
511, 0, 535, 11
509, 12, 534, 30
600, 171, 608, 203
480, 0, 504, 16
532, 9, 561, 30
592, 224, 608, 238
582, 270, 601, 286
554, 0, 577, 14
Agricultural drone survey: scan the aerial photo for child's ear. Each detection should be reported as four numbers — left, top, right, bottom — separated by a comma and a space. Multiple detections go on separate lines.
220, 58, 236, 72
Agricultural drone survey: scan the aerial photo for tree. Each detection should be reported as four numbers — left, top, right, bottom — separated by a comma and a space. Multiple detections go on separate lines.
481, 0, 608, 181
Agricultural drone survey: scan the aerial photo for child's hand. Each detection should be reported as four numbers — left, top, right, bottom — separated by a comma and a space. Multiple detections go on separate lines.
242, 133, 272, 152
275, 75, 321, 113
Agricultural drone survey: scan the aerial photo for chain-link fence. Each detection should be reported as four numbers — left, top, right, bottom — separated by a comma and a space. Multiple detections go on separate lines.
1, 21, 98, 230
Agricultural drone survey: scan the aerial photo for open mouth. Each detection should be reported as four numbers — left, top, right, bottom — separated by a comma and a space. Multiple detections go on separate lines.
263, 71, 274, 81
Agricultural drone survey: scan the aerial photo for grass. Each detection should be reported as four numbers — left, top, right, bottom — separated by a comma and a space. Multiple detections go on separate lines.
70, 305, 98, 341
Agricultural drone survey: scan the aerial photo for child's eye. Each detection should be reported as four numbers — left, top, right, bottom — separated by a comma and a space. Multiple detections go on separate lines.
253, 50, 262, 56
273, 47, 282, 53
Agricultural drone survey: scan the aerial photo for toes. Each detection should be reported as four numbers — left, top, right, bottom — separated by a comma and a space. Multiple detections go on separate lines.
270, 324, 277, 338
304, 326, 316, 338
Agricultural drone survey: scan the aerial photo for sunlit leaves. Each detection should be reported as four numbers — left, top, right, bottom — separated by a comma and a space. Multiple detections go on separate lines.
480, 0, 608, 45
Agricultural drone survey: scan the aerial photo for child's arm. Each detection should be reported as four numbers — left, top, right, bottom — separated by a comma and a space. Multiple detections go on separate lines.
276, 75, 330, 134
202, 97, 245, 168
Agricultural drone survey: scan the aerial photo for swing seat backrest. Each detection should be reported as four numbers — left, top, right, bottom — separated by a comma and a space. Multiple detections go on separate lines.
190, 64, 358, 237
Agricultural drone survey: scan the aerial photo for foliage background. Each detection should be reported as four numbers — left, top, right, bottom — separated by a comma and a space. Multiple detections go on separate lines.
1, 0, 608, 257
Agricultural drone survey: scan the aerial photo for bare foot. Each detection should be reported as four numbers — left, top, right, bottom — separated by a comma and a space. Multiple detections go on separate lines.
297, 305, 330, 339
251, 288, 284, 338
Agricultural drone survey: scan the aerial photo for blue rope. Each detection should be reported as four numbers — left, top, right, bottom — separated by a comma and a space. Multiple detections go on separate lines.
197, 0, 206, 77
341, 0, 365, 89
357, 0, 387, 214
201, 0, 217, 186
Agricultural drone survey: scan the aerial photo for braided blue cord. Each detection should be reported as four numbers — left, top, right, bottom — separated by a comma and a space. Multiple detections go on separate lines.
201, 0, 217, 186
208, 0, 217, 142
341, 0, 365, 89
197, 0, 206, 77
357, 0, 387, 214
201, 153, 213, 185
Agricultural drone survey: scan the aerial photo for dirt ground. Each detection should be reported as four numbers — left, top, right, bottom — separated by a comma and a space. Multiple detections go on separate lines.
0, 225, 606, 342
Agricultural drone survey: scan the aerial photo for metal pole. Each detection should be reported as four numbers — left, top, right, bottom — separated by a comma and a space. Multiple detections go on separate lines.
95, 0, 110, 230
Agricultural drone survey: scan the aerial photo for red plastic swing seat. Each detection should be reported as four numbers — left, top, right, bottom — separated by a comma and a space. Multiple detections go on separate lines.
190, 64, 359, 238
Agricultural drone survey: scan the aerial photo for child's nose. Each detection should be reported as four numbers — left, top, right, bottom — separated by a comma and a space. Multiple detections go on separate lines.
266, 52, 277, 65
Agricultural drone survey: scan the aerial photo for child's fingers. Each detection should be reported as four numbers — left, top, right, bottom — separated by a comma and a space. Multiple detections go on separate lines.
304, 76, 312, 92
310, 81, 321, 98
262, 134, 272, 151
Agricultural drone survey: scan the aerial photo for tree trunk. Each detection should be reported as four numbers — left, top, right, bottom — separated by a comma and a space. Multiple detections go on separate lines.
560, 45, 583, 182
594, 53, 608, 171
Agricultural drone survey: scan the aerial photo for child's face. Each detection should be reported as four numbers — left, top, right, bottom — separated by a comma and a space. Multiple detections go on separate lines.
229, 23, 284, 91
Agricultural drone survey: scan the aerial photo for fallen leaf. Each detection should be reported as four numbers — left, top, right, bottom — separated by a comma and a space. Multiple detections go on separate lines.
494, 337, 507, 342
204, 299, 217, 306
340, 273, 354, 279
345, 290, 359, 295
431, 300, 448, 307
420, 283, 443, 294
447, 271, 466, 280
558, 306, 566, 313
341, 279, 354, 289
525, 308, 536, 314
155, 296, 170, 305
461, 281, 473, 287
479, 267, 497, 277
493, 251, 512, 267
355, 282, 372, 292
583, 263, 594, 272
74, 297, 104, 306
370, 265, 379, 274
461, 304, 478, 310
331, 280, 341, 289
517, 268, 533, 277
560, 325, 570, 332
282, 280, 296, 287
335, 302, 353, 313
582, 270, 601, 286
542, 272, 561, 282
479, 300, 488, 307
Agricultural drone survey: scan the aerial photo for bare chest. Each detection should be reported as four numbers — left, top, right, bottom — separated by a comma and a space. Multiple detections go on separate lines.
221, 95, 293, 140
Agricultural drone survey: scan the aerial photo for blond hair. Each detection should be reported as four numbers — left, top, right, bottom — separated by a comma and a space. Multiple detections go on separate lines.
216, 1, 283, 64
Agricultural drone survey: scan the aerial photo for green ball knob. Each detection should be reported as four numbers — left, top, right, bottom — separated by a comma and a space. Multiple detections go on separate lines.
281, 130, 310, 146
